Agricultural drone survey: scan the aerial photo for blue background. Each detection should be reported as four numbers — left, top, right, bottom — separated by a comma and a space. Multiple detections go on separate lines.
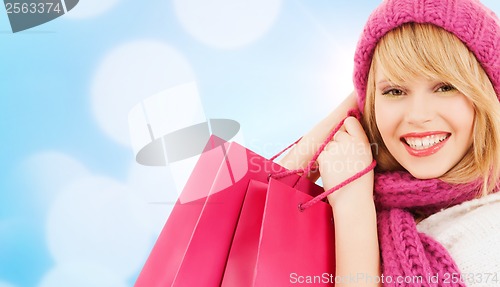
1, 1, 500, 286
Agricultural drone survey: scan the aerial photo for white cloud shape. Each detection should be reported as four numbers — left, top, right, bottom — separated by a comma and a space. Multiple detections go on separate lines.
21, 150, 178, 286
173, 0, 283, 49
20, 152, 89, 208
91, 41, 196, 146
45, 175, 152, 279
127, 163, 178, 235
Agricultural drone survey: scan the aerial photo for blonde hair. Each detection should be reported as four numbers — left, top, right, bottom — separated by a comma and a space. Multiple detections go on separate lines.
363, 23, 500, 195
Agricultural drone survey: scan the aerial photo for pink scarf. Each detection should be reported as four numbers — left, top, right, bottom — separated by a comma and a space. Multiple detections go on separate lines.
374, 171, 482, 286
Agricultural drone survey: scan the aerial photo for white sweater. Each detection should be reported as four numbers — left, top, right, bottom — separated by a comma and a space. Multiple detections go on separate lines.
417, 192, 500, 287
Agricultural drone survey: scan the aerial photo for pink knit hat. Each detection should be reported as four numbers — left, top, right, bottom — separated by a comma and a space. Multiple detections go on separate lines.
353, 0, 500, 111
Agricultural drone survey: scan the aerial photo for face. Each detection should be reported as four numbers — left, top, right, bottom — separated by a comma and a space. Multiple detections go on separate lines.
374, 67, 475, 179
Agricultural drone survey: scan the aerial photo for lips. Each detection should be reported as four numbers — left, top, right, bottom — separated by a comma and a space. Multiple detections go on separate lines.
400, 132, 451, 157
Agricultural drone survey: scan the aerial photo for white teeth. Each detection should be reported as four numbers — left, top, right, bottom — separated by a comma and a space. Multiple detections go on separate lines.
404, 135, 448, 150
422, 138, 430, 147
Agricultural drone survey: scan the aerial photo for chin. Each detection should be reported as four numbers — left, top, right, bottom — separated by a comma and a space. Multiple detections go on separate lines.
406, 169, 446, 180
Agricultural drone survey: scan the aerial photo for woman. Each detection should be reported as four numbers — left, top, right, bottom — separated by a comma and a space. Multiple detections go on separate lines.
280, 0, 500, 285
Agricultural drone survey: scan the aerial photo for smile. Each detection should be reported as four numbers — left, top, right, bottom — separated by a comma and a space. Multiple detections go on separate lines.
400, 132, 451, 157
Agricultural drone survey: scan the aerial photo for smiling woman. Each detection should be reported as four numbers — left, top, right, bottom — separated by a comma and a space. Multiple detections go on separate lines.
373, 73, 475, 179
364, 22, 500, 189
280, 0, 500, 286
354, 0, 500, 284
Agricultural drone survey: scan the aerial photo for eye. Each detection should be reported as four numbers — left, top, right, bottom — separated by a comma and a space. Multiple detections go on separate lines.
382, 88, 405, 97
436, 84, 456, 93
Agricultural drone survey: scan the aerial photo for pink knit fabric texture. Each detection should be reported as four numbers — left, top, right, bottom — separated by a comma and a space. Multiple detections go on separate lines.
374, 172, 482, 286
353, 0, 500, 110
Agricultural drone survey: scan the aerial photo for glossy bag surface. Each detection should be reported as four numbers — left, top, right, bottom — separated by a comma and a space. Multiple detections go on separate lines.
222, 178, 335, 286
135, 135, 326, 286
135, 110, 377, 286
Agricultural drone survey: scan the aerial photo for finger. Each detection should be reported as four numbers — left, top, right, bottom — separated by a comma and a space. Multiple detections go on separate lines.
333, 130, 350, 142
331, 123, 346, 141
321, 140, 339, 156
343, 117, 369, 141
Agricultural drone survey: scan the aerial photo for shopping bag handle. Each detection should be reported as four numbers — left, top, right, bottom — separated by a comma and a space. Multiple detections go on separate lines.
298, 159, 376, 211
269, 108, 377, 210
268, 137, 302, 162
270, 109, 363, 178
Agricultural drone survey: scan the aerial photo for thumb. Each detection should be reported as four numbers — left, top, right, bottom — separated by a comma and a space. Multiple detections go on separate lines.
343, 117, 368, 141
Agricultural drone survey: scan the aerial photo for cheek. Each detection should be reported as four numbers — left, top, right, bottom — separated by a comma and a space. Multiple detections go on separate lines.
374, 97, 401, 139
441, 96, 475, 137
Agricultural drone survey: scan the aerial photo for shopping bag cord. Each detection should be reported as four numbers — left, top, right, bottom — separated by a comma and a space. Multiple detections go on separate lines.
271, 108, 362, 180
268, 108, 377, 210
298, 159, 376, 211
269, 137, 302, 162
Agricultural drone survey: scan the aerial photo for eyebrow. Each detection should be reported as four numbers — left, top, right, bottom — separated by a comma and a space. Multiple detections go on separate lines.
376, 80, 392, 86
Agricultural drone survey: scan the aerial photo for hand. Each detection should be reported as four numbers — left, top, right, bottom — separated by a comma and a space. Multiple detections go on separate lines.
316, 117, 374, 205
277, 93, 358, 182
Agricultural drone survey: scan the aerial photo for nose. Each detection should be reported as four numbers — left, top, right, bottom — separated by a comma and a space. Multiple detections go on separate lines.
404, 92, 434, 125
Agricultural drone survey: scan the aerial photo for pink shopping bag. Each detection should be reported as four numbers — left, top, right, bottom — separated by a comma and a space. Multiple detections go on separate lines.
135, 135, 306, 286
135, 110, 375, 287
221, 177, 335, 286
